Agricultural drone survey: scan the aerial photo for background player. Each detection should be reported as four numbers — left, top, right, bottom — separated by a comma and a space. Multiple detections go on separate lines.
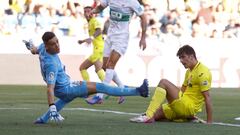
78, 6, 105, 84
87, 0, 147, 105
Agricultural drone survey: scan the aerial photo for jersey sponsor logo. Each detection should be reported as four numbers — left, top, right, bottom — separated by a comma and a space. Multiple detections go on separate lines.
110, 9, 130, 21
110, 10, 123, 19
48, 72, 55, 81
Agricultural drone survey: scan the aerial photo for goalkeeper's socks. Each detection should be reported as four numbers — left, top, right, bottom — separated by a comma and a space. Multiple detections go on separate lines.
96, 82, 138, 96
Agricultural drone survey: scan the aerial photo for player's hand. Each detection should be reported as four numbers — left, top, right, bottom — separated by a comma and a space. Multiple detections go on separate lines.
78, 40, 85, 44
22, 39, 33, 50
49, 104, 64, 123
139, 37, 146, 50
85, 38, 92, 44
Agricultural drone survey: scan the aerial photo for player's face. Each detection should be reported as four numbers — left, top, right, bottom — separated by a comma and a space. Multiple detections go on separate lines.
84, 8, 93, 21
45, 36, 60, 54
179, 53, 193, 69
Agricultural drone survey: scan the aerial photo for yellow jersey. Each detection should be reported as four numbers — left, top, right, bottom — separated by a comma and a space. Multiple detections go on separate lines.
88, 17, 104, 51
182, 62, 212, 112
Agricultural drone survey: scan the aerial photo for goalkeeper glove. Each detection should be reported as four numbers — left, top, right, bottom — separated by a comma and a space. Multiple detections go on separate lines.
22, 39, 33, 50
49, 104, 64, 123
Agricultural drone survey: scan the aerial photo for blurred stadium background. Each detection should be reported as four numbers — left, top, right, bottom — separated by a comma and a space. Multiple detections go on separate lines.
1, 0, 240, 87
0, 0, 240, 134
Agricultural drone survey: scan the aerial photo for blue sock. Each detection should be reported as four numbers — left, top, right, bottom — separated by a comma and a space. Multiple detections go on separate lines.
96, 82, 140, 96
40, 99, 69, 123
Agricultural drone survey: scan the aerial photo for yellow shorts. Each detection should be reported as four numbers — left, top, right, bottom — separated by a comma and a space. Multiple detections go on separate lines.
88, 46, 103, 63
162, 94, 196, 120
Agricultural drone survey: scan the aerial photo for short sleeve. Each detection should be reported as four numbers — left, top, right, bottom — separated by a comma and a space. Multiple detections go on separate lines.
100, 0, 109, 8
199, 72, 212, 92
45, 64, 58, 85
93, 19, 101, 29
182, 70, 189, 87
130, 0, 144, 16
37, 43, 44, 54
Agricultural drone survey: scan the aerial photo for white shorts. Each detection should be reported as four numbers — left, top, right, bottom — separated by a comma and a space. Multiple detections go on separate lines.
104, 35, 129, 57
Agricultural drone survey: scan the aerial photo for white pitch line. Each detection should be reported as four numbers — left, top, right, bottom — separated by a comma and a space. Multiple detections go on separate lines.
1, 107, 240, 127
64, 107, 140, 116
65, 108, 240, 127
0, 107, 31, 110
213, 122, 240, 127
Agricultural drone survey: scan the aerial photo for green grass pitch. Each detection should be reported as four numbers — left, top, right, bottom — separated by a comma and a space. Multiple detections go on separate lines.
0, 85, 240, 135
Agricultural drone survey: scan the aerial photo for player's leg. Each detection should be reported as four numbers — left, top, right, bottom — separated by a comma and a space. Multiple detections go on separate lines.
130, 79, 180, 123
85, 60, 105, 105
158, 79, 180, 103
104, 50, 126, 103
80, 58, 94, 81
85, 60, 106, 104
146, 79, 180, 117
87, 40, 126, 104
89, 40, 111, 101
129, 87, 167, 123
103, 50, 121, 83
94, 60, 105, 81
145, 87, 166, 118
86, 79, 149, 97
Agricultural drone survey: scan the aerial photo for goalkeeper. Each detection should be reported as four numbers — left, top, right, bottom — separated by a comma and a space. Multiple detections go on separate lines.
23, 31, 149, 124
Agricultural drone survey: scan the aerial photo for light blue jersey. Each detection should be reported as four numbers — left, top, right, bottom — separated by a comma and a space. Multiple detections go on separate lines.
37, 43, 70, 91
36, 43, 144, 123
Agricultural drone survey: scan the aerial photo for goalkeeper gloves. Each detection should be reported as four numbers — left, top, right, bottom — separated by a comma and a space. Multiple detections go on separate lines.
49, 104, 64, 123
22, 39, 33, 50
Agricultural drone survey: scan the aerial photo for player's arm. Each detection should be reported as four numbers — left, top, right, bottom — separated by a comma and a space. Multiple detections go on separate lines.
47, 83, 64, 122
202, 90, 213, 124
85, 28, 102, 44
47, 84, 55, 106
30, 46, 38, 54
139, 13, 147, 50
45, 65, 64, 122
180, 85, 186, 93
23, 40, 39, 54
93, 28, 102, 38
92, 4, 105, 14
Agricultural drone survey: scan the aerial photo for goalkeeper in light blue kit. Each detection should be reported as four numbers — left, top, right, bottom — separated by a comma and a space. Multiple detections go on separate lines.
23, 31, 149, 124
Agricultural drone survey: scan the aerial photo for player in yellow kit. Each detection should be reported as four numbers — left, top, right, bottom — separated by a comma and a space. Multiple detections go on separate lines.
130, 45, 213, 124
78, 6, 105, 83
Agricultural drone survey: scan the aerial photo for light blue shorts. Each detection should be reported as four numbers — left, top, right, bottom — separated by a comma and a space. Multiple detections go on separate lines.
54, 81, 88, 102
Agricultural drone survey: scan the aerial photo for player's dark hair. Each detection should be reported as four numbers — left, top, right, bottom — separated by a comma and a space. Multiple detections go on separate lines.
84, 6, 93, 10
138, 0, 144, 5
42, 32, 56, 44
177, 45, 197, 59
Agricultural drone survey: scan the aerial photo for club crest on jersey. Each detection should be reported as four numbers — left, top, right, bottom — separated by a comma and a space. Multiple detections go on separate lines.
201, 80, 208, 86
49, 72, 55, 81
187, 75, 192, 87
199, 73, 204, 77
